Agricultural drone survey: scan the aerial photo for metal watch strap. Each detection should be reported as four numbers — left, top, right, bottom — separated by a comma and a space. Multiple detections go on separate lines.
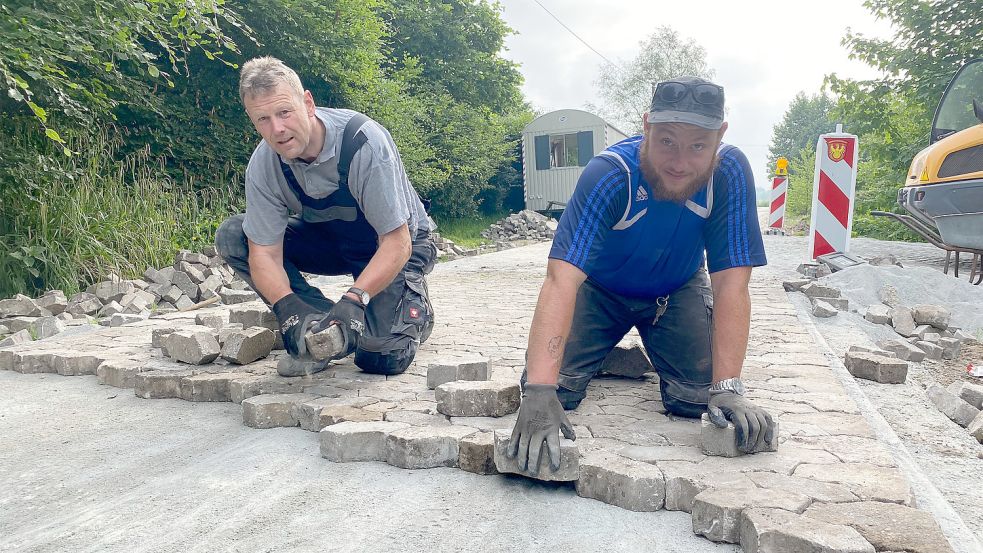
709, 377, 746, 396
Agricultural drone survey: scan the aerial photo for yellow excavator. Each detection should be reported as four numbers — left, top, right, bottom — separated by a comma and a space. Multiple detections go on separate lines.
875, 59, 983, 282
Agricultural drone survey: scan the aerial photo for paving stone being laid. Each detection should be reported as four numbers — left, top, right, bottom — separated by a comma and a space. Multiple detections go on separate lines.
803, 501, 955, 553
575, 450, 666, 512
691, 487, 812, 543
843, 351, 908, 384
739, 508, 875, 553
458, 431, 498, 475
384, 425, 478, 469
699, 414, 779, 456
435, 380, 520, 417
220, 327, 274, 365
426, 356, 490, 389
163, 330, 221, 365
925, 383, 980, 427
320, 420, 411, 462
242, 393, 319, 429
492, 429, 579, 481
598, 344, 654, 378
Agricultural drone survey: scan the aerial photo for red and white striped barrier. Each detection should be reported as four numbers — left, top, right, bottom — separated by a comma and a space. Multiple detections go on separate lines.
768, 175, 787, 230
808, 126, 858, 259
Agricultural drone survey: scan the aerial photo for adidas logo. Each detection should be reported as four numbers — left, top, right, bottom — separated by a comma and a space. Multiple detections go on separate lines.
635, 186, 649, 202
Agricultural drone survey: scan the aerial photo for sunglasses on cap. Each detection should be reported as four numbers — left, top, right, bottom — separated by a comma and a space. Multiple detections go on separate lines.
654, 81, 724, 106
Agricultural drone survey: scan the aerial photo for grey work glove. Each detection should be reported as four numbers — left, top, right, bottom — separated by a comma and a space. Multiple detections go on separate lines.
707, 390, 776, 453
507, 383, 576, 475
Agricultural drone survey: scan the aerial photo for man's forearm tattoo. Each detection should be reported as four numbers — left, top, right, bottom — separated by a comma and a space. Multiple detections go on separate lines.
547, 335, 564, 359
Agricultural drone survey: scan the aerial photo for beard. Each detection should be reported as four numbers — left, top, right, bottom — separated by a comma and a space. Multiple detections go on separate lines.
639, 137, 717, 202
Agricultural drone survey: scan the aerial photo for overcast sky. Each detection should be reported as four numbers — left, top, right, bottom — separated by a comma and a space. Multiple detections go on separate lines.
495, 0, 895, 193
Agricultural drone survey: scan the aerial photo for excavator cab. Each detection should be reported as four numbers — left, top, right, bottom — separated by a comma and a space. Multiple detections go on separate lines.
899, 59, 983, 249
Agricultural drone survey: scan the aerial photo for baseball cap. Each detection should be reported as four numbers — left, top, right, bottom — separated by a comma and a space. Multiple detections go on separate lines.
648, 76, 725, 130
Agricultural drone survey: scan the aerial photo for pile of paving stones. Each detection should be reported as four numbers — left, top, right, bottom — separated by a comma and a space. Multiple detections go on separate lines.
431, 233, 473, 260
0, 247, 257, 348
480, 210, 558, 243
926, 381, 983, 444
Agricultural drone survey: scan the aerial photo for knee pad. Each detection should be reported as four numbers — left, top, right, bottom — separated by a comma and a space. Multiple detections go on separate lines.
355, 341, 418, 375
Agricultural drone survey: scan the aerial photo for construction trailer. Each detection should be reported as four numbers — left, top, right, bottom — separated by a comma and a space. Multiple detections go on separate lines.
521, 109, 629, 213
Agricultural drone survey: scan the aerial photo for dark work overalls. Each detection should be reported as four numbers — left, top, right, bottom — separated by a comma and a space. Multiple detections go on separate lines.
216, 113, 437, 375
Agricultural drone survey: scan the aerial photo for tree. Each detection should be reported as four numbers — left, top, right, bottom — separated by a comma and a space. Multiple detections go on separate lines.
821, 0, 981, 238
767, 92, 837, 170
589, 26, 713, 135
0, 0, 249, 152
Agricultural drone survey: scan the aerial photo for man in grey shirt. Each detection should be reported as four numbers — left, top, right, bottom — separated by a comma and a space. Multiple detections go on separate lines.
215, 56, 436, 376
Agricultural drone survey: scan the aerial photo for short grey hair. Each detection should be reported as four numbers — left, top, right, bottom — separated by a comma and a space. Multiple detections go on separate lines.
239, 56, 305, 103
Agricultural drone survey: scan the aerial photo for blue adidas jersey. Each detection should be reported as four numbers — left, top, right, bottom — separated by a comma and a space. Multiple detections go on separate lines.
549, 136, 767, 299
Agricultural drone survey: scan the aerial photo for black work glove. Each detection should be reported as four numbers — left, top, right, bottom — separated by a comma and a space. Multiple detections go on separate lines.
313, 296, 365, 354
507, 383, 576, 475
707, 390, 776, 453
272, 293, 327, 358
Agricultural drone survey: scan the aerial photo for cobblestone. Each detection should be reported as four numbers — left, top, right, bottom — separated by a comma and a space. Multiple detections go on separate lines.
458, 431, 498, 475
493, 429, 579, 481
320, 421, 410, 462
435, 380, 520, 417
691, 487, 812, 543
700, 413, 778, 456
575, 450, 665, 511
740, 508, 875, 553
843, 351, 908, 384
242, 393, 318, 429
385, 425, 477, 469
426, 356, 490, 389
803, 501, 955, 553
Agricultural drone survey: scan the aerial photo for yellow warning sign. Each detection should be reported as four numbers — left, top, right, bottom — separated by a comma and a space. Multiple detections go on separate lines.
775, 157, 788, 176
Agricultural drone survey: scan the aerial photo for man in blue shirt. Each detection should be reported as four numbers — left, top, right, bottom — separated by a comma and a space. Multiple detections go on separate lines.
509, 76, 775, 472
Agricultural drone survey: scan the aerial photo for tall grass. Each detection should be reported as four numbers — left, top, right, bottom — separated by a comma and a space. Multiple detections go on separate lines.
433, 212, 506, 248
0, 125, 242, 297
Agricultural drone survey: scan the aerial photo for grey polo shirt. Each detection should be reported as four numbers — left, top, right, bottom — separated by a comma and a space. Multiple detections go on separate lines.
242, 107, 432, 246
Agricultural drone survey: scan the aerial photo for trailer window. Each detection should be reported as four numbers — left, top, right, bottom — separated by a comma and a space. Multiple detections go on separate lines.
549, 133, 579, 168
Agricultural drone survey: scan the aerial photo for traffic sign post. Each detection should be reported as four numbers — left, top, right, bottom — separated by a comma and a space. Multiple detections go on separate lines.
808, 125, 859, 259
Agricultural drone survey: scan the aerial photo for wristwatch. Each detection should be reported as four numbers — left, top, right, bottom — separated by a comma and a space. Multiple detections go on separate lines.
709, 377, 746, 396
347, 286, 370, 306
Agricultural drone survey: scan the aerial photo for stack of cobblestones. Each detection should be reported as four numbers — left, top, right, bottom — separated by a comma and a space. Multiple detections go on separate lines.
927, 381, 983, 444
432, 233, 470, 260
0, 247, 257, 348
480, 210, 558, 243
